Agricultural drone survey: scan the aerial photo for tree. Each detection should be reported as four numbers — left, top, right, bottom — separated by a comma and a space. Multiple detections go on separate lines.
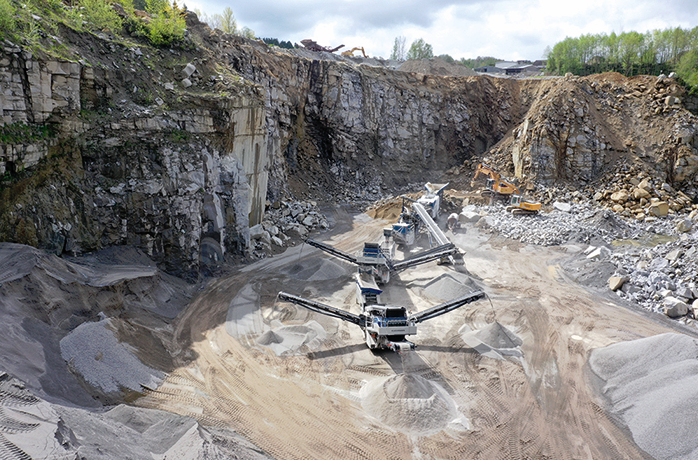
240, 26, 255, 39
390, 36, 406, 60
0, 0, 14, 37
145, 0, 186, 46
677, 49, 698, 92
406, 38, 433, 60
459, 56, 497, 68
219, 6, 237, 34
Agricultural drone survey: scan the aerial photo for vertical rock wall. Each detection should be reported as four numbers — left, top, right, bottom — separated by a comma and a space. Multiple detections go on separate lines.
218, 37, 529, 200
0, 42, 266, 276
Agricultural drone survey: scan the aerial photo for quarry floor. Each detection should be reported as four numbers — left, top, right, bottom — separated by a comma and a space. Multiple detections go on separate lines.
136, 207, 679, 459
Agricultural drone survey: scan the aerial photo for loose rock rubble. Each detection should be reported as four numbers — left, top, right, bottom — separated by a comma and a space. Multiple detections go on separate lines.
250, 200, 329, 255
610, 232, 698, 320
468, 192, 698, 324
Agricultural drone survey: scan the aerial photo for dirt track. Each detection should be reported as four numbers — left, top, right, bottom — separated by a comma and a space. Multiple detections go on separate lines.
137, 208, 677, 459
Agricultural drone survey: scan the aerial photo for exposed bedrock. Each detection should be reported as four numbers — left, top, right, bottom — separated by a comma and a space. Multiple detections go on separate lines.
2, 26, 698, 275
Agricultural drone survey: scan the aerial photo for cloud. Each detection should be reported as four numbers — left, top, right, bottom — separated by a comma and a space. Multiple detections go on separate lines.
185, 0, 698, 61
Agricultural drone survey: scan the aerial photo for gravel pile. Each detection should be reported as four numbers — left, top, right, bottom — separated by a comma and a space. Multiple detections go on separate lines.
478, 202, 639, 246
589, 333, 698, 459
251, 200, 330, 255
60, 319, 164, 395
360, 373, 459, 435
609, 232, 698, 316
470, 198, 697, 320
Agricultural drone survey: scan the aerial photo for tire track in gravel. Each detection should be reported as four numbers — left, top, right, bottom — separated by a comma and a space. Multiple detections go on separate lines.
137, 216, 676, 459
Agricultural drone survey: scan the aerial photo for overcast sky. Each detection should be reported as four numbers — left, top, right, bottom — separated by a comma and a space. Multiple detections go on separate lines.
185, 0, 698, 61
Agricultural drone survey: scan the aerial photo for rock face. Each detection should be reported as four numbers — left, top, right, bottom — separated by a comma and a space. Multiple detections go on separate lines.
219, 36, 530, 200
494, 73, 698, 193
2, 22, 698, 275
1, 38, 266, 276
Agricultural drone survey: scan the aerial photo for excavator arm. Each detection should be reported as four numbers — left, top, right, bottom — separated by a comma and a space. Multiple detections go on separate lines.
277, 292, 364, 326
471, 163, 499, 185
471, 163, 520, 195
409, 291, 485, 323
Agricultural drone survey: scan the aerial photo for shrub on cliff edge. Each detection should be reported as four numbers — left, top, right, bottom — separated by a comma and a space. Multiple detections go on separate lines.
0, 0, 15, 37
79, 0, 123, 32
146, 0, 185, 47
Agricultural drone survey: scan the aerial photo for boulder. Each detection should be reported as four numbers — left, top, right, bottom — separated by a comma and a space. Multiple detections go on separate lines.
587, 246, 611, 260
676, 286, 695, 302
648, 201, 668, 217
250, 224, 271, 245
665, 248, 682, 262
693, 299, 698, 318
286, 224, 308, 239
638, 178, 651, 190
664, 296, 689, 318
249, 224, 265, 239
553, 202, 572, 212
676, 218, 693, 233
271, 236, 284, 247
633, 187, 651, 199
611, 191, 629, 203
459, 210, 481, 223
182, 63, 196, 78
609, 276, 628, 291
181, 78, 192, 88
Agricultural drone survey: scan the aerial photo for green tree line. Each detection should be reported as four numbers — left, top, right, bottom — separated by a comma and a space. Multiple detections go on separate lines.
546, 27, 698, 90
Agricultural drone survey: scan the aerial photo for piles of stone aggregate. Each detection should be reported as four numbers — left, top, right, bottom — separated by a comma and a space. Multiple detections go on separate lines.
472, 198, 698, 322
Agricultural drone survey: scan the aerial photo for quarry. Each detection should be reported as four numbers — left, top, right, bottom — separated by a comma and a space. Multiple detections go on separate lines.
1, 9, 698, 460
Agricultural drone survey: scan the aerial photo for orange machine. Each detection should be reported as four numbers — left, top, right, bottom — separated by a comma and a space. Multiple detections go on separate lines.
470, 163, 519, 198
471, 163, 541, 215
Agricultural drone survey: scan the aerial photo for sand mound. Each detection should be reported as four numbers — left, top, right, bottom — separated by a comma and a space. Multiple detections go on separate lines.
256, 321, 327, 356
423, 273, 476, 301
282, 258, 350, 281
360, 373, 459, 435
589, 333, 698, 460
60, 319, 164, 395
460, 322, 523, 360
366, 199, 403, 220
473, 322, 523, 349
398, 58, 477, 77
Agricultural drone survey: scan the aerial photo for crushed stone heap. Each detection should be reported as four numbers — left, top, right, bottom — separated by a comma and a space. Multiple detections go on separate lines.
360, 373, 459, 435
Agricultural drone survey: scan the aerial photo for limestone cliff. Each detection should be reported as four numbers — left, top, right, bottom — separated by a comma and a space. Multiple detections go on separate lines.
0, 29, 265, 276
1, 12, 697, 275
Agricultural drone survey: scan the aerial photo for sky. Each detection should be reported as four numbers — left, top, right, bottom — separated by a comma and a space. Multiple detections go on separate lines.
185, 0, 698, 61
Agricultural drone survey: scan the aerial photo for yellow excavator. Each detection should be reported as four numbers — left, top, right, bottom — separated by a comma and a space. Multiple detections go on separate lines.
471, 163, 519, 198
471, 163, 541, 215
341, 47, 368, 57
506, 195, 541, 216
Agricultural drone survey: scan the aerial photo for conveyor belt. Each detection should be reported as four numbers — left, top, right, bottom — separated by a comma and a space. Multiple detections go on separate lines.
409, 290, 485, 323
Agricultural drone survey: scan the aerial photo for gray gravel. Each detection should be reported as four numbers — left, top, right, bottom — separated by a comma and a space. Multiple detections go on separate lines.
589, 333, 698, 460
472, 200, 697, 320
59, 319, 164, 395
